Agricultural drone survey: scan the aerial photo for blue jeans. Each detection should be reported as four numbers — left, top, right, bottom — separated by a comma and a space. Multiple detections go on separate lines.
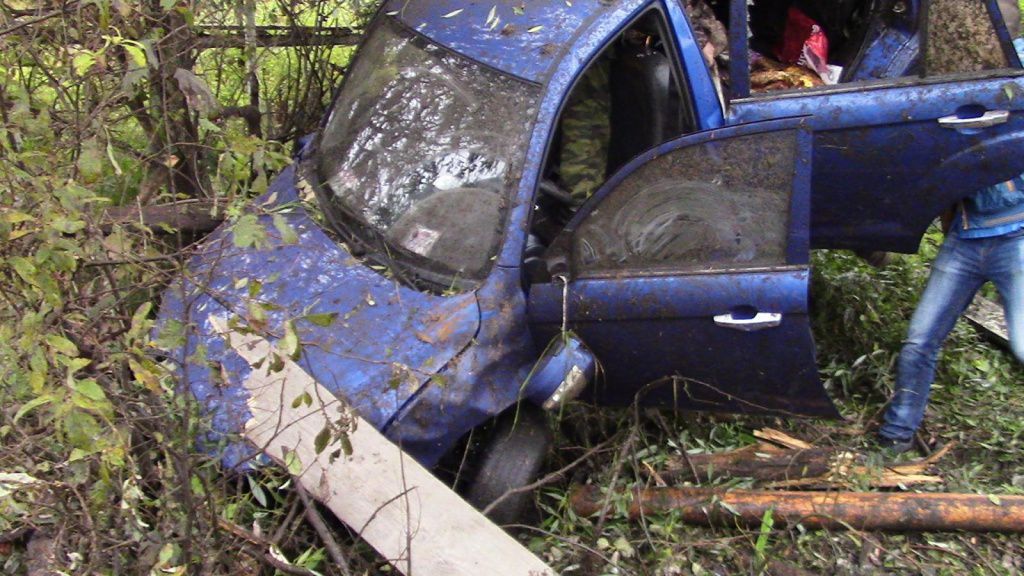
880, 230, 1024, 441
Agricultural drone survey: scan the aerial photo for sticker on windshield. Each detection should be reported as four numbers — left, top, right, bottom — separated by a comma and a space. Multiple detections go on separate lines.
402, 226, 441, 256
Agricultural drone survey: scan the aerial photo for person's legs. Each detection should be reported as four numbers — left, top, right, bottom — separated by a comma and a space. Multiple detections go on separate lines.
880, 235, 985, 441
986, 231, 1024, 362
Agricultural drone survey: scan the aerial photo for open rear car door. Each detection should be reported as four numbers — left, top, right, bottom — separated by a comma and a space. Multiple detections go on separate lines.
724, 0, 1024, 253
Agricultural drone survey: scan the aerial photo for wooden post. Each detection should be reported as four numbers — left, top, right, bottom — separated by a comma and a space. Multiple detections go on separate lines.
212, 318, 554, 576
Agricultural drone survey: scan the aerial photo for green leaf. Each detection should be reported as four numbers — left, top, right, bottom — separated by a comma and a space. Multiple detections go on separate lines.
62, 357, 92, 373
314, 426, 331, 454
68, 447, 97, 462
2, 211, 34, 224
73, 379, 107, 402
290, 391, 312, 409
154, 318, 186, 350
8, 256, 38, 285
63, 410, 102, 450
248, 476, 268, 507
248, 301, 267, 329
198, 117, 221, 133
78, 138, 105, 183
272, 214, 299, 245
130, 302, 153, 339
267, 352, 284, 373
755, 508, 774, 559
123, 43, 147, 68
157, 543, 177, 566
72, 52, 97, 76
45, 334, 79, 357
612, 536, 634, 558
232, 214, 265, 248
280, 321, 300, 360
303, 312, 337, 327
283, 449, 302, 475
339, 434, 353, 457
14, 395, 54, 423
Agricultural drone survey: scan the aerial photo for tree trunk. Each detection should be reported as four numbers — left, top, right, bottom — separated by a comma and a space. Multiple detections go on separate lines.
145, 0, 208, 199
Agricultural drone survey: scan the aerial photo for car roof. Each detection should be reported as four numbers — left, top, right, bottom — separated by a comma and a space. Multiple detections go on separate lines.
382, 0, 630, 83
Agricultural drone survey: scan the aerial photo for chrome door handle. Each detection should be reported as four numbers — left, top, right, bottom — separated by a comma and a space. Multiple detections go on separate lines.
713, 312, 782, 332
938, 110, 1009, 129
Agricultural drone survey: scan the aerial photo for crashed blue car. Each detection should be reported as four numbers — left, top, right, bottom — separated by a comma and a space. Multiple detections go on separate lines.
160, 0, 1024, 517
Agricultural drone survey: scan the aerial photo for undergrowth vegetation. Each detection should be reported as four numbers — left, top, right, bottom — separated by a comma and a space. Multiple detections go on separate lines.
3, 0, 1024, 574
517, 243, 1024, 575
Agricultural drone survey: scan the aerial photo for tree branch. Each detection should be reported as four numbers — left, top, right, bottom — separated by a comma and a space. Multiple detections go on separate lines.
192, 26, 361, 50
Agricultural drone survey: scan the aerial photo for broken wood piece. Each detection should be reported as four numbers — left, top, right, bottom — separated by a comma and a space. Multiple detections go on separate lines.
753, 428, 813, 450
213, 318, 554, 576
762, 443, 955, 489
570, 485, 1024, 532
761, 451, 944, 490
661, 439, 953, 489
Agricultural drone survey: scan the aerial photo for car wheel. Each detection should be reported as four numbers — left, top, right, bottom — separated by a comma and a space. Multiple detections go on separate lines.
467, 404, 552, 526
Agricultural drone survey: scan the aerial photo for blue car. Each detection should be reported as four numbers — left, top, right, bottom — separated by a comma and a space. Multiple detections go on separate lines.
160, 0, 1024, 518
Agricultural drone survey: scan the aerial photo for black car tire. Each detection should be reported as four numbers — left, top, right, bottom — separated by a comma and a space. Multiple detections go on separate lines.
467, 404, 552, 526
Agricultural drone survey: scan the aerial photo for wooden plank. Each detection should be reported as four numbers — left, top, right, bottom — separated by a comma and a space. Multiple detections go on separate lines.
211, 318, 555, 576
964, 294, 1009, 345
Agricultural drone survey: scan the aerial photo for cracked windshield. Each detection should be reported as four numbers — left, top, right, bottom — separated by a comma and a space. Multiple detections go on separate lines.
314, 18, 539, 280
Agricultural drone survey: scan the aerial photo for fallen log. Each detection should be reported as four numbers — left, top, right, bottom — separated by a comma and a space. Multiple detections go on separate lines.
570, 485, 1024, 532
662, 445, 834, 483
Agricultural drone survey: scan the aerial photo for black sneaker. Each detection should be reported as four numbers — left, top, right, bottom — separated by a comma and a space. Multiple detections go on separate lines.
875, 434, 915, 456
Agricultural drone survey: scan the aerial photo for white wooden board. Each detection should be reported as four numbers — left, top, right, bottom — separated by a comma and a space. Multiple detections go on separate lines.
211, 318, 555, 576
965, 294, 1009, 345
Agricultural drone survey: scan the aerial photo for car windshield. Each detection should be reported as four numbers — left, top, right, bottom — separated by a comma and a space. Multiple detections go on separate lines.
312, 18, 539, 284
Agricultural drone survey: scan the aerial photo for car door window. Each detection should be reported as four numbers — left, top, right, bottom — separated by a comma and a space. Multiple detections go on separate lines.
683, 0, 1021, 100
926, 0, 1012, 74
528, 8, 699, 280
539, 9, 696, 206
569, 129, 799, 276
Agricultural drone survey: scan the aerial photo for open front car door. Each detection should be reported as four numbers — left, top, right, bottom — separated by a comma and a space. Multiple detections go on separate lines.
528, 119, 838, 418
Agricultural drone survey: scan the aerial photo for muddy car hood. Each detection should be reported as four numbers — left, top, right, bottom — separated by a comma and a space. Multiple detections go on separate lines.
157, 166, 481, 466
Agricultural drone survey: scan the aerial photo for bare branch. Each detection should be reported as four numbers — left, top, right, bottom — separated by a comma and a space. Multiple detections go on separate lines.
192, 26, 361, 50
